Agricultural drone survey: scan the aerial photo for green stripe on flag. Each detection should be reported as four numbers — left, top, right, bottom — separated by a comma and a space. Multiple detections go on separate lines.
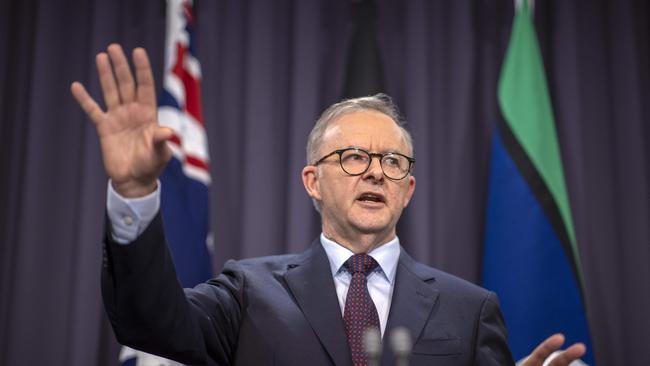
497, 1, 583, 282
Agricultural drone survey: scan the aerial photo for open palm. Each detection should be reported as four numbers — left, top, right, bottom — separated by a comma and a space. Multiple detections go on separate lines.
71, 44, 173, 197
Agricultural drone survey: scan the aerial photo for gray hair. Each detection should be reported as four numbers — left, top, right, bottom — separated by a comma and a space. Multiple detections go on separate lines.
306, 94, 414, 213
306, 93, 414, 164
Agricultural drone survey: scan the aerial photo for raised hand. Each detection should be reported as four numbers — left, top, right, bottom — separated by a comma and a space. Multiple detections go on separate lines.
71, 44, 173, 197
520, 334, 587, 366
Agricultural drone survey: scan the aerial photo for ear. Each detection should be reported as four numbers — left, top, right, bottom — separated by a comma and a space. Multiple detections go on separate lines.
302, 165, 322, 201
402, 175, 416, 208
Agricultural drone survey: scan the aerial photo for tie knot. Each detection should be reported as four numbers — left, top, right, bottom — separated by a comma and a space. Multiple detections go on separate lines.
344, 254, 379, 276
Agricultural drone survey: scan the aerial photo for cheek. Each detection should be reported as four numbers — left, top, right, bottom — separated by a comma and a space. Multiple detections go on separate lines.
321, 177, 354, 204
391, 185, 412, 208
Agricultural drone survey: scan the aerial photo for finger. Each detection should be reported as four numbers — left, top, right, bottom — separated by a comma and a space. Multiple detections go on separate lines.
107, 44, 136, 104
96, 52, 120, 109
133, 47, 157, 107
548, 343, 586, 366
525, 334, 565, 365
70, 81, 104, 123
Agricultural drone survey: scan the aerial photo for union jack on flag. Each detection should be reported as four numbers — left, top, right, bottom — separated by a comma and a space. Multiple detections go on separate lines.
119, 0, 213, 364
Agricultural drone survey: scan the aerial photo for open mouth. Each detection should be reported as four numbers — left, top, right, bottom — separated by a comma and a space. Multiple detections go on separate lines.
357, 192, 386, 204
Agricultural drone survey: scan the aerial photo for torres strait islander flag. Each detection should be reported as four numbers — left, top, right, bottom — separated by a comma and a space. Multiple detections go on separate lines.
481, 0, 594, 364
119, 0, 213, 365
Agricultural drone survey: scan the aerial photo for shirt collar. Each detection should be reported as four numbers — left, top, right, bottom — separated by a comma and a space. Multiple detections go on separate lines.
320, 233, 400, 284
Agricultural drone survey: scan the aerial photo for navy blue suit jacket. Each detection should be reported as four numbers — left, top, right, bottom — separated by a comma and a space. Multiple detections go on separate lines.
102, 213, 514, 365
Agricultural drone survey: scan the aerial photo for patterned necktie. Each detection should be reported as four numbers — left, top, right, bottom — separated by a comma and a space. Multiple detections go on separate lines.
343, 253, 380, 366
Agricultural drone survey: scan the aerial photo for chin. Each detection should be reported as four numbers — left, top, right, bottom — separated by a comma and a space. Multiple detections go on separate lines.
351, 218, 393, 235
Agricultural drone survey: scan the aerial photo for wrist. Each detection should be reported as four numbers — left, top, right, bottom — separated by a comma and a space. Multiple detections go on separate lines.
112, 179, 158, 198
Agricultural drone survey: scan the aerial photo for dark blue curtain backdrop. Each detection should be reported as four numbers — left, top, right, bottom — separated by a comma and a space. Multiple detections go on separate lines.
0, 0, 648, 365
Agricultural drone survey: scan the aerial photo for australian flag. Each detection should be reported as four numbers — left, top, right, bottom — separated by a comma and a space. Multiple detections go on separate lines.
119, 0, 213, 365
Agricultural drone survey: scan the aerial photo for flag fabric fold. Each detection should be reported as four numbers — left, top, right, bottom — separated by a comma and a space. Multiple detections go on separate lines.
481, 1, 594, 364
120, 0, 212, 365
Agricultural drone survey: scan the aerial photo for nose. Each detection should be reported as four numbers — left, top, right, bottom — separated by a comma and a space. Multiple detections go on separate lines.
363, 155, 384, 181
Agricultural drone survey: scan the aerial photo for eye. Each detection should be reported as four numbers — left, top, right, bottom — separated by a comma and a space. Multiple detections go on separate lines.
383, 155, 400, 167
341, 150, 369, 164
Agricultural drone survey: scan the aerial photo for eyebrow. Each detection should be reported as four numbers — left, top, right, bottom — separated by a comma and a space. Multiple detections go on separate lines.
344, 146, 405, 155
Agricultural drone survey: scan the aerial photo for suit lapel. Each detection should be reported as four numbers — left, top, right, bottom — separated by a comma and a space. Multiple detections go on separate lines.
381, 249, 439, 366
284, 241, 352, 366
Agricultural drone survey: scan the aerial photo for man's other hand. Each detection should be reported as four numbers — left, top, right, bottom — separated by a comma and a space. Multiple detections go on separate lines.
520, 334, 587, 366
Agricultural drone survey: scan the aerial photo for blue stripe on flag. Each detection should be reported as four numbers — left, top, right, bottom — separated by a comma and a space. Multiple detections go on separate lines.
159, 89, 181, 110
121, 358, 136, 366
482, 131, 594, 364
160, 157, 212, 288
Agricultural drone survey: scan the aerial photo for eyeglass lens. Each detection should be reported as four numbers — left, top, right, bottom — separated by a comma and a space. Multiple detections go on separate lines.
340, 149, 410, 179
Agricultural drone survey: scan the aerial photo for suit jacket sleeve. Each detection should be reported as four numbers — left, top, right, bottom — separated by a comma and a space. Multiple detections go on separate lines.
101, 212, 242, 365
474, 291, 515, 366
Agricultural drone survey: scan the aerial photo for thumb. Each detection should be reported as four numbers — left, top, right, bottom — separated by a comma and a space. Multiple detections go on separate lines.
153, 126, 175, 145
153, 126, 174, 165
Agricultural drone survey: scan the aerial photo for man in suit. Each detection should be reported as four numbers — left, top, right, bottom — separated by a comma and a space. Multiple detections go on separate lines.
71, 44, 586, 366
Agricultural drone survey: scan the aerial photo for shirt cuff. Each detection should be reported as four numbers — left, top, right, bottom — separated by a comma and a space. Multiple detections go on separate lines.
106, 180, 161, 244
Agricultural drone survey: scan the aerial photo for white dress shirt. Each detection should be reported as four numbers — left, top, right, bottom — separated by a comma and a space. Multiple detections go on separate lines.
106, 181, 160, 244
106, 181, 400, 336
320, 234, 399, 337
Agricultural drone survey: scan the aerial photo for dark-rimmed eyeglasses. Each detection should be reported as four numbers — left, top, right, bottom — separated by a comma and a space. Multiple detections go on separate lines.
313, 147, 415, 180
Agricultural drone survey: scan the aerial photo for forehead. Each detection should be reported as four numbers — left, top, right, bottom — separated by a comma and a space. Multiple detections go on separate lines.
321, 110, 408, 153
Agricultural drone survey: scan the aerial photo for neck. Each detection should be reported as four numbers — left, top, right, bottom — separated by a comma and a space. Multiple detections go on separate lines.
322, 226, 396, 254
